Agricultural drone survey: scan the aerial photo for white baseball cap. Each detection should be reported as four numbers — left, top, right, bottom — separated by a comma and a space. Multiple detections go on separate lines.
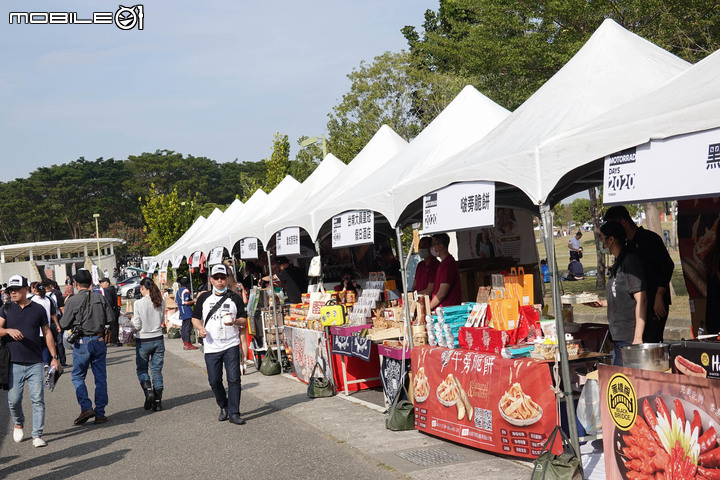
210, 264, 227, 277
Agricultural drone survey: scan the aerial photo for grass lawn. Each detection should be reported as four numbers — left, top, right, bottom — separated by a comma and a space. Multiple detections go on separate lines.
535, 222, 690, 320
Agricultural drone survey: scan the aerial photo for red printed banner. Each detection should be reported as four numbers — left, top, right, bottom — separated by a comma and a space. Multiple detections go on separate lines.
411, 345, 558, 459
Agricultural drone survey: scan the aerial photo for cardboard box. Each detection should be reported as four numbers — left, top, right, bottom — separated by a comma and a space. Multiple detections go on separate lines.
669, 340, 720, 380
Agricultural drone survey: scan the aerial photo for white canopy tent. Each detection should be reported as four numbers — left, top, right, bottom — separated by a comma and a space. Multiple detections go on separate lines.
258, 154, 347, 247
314, 85, 510, 229
174, 207, 225, 261
153, 215, 207, 266
391, 19, 692, 218
308, 124, 408, 241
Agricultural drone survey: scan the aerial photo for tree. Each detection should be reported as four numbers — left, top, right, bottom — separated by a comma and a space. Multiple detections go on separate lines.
570, 198, 591, 226
140, 184, 199, 255
403, 0, 720, 111
552, 203, 572, 231
103, 221, 150, 262
588, 187, 606, 289
289, 136, 322, 183
264, 133, 290, 191
326, 50, 469, 162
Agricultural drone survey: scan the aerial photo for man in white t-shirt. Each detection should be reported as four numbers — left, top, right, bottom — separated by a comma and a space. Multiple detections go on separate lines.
191, 264, 248, 425
568, 231, 583, 261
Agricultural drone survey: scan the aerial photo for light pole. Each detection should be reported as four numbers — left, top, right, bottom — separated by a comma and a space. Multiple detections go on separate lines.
300, 134, 327, 158
93, 213, 101, 274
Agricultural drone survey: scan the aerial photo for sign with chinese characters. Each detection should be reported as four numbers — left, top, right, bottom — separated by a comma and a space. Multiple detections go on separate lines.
240, 237, 259, 259
160, 259, 169, 273
412, 346, 558, 459
604, 127, 720, 205
190, 251, 201, 268
276, 227, 300, 256
147, 261, 158, 275
332, 210, 374, 248
172, 255, 184, 269
423, 181, 495, 234
207, 246, 224, 265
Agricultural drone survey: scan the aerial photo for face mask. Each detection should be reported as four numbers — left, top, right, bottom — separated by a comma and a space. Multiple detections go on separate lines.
430, 247, 439, 257
213, 286, 228, 295
417, 248, 429, 259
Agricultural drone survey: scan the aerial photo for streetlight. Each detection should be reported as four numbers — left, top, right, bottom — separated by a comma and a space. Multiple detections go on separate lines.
300, 134, 327, 158
93, 213, 101, 274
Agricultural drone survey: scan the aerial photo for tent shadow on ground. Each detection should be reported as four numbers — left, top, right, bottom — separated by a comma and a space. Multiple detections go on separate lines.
241, 391, 315, 421
0, 432, 138, 479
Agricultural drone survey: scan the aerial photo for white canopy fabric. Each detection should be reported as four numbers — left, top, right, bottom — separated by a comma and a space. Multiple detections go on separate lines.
178, 208, 226, 259
190, 197, 246, 256
308, 124, 408, 240
391, 19, 692, 218
153, 215, 207, 265
315, 86, 510, 228
260, 154, 347, 245
545, 47, 720, 178
225, 175, 301, 249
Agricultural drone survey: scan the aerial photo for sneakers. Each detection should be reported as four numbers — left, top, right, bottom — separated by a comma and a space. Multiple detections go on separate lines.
13, 426, 24, 443
32, 437, 47, 448
183, 343, 199, 350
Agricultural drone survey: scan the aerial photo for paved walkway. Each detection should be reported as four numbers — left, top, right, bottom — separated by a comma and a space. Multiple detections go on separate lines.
1, 338, 534, 479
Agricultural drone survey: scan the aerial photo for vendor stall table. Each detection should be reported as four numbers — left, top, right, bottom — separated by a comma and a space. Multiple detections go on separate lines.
329, 324, 381, 395
378, 344, 411, 407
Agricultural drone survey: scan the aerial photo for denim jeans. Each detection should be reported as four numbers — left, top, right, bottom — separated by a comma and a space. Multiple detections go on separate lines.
8, 363, 45, 438
136, 338, 165, 390
181, 316, 193, 343
204, 346, 241, 415
613, 340, 632, 366
71, 336, 108, 416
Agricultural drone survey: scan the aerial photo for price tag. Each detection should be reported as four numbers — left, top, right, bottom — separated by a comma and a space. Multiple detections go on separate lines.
422, 181, 494, 234
332, 210, 374, 248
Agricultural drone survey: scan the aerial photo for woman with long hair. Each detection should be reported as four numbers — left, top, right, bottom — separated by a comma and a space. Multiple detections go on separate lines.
131, 278, 166, 411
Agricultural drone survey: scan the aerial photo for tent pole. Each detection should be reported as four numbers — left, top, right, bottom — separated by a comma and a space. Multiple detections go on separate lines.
313, 237, 334, 385
188, 266, 194, 297
266, 249, 283, 371
540, 204, 581, 457
396, 226, 414, 351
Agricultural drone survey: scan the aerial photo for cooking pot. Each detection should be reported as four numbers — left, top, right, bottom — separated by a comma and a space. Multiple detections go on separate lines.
621, 343, 669, 371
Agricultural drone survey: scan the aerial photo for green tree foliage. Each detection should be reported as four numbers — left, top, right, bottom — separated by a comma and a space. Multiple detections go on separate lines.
326, 50, 469, 162
552, 203, 572, 230
265, 133, 290, 191
140, 184, 199, 255
290, 136, 322, 183
570, 198, 591, 225
103, 221, 150, 262
403, 0, 720, 110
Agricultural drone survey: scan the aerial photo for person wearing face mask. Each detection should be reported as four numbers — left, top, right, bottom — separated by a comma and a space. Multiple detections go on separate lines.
585, 221, 647, 366
334, 268, 360, 294
429, 233, 462, 310
412, 236, 439, 295
191, 265, 248, 425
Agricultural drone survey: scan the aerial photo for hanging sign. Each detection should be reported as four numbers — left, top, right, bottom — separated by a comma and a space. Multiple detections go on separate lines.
172, 255, 184, 269
332, 210, 374, 248
276, 227, 300, 256
147, 261, 158, 275
207, 246, 224, 265
422, 181, 495, 234
240, 237, 259, 259
190, 251, 201, 268
604, 127, 720, 205
160, 259, 169, 273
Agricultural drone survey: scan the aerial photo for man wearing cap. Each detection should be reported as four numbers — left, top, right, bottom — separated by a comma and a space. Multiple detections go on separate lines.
192, 264, 248, 425
99, 277, 121, 347
61, 269, 115, 425
0, 275, 61, 447
271, 256, 307, 304
175, 276, 197, 350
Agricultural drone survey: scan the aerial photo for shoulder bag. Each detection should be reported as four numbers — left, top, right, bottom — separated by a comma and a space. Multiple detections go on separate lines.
385, 380, 415, 431
259, 346, 281, 376
307, 341, 334, 398
531, 424, 583, 480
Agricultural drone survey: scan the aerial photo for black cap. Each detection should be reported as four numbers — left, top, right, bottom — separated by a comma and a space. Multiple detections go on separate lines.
276, 256, 290, 265
74, 269, 92, 285
99, 277, 111, 284
178, 276, 190, 286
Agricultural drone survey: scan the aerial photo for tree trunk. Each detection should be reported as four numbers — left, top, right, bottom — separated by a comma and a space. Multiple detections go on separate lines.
644, 202, 662, 235
589, 187, 606, 289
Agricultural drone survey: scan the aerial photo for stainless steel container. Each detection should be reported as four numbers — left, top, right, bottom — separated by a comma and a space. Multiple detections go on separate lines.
621, 343, 669, 371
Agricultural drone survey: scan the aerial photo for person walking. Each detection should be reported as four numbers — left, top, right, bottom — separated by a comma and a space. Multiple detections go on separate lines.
0, 275, 61, 447
191, 265, 248, 425
60, 269, 115, 425
99, 277, 122, 347
132, 278, 166, 411
29, 282, 60, 369
175, 277, 198, 350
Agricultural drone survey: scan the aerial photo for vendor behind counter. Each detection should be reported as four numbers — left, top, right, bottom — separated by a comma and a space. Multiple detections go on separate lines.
273, 256, 308, 304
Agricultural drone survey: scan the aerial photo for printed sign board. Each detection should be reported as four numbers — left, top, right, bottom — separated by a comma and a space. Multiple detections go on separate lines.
423, 181, 495, 234
240, 237, 259, 259
276, 227, 301, 256
332, 210, 374, 248
207, 246, 224, 265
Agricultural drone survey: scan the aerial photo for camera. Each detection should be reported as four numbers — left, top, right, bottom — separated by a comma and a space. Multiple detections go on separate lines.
66, 325, 84, 344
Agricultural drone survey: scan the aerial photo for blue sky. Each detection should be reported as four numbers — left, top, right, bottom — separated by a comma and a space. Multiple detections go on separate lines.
0, 1, 438, 182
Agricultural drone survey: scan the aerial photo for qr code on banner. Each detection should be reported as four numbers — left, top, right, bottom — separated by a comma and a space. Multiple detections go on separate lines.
474, 407, 492, 431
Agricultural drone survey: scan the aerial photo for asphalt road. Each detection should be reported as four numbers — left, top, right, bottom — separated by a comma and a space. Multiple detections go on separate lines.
1, 340, 533, 480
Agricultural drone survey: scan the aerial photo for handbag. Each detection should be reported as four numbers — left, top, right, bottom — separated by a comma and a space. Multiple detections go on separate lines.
259, 347, 281, 376
320, 299, 346, 327
307, 344, 334, 398
308, 256, 322, 277
531, 425, 583, 480
385, 381, 415, 431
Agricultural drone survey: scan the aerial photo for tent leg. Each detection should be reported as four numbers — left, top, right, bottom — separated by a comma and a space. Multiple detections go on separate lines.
396, 227, 413, 390
188, 268, 194, 297
266, 250, 284, 373
541, 204, 582, 457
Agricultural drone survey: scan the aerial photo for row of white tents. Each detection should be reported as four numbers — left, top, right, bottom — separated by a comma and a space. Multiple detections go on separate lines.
152, 18, 720, 454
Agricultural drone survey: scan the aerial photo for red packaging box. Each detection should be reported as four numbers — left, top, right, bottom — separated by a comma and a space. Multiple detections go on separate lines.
458, 326, 512, 354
